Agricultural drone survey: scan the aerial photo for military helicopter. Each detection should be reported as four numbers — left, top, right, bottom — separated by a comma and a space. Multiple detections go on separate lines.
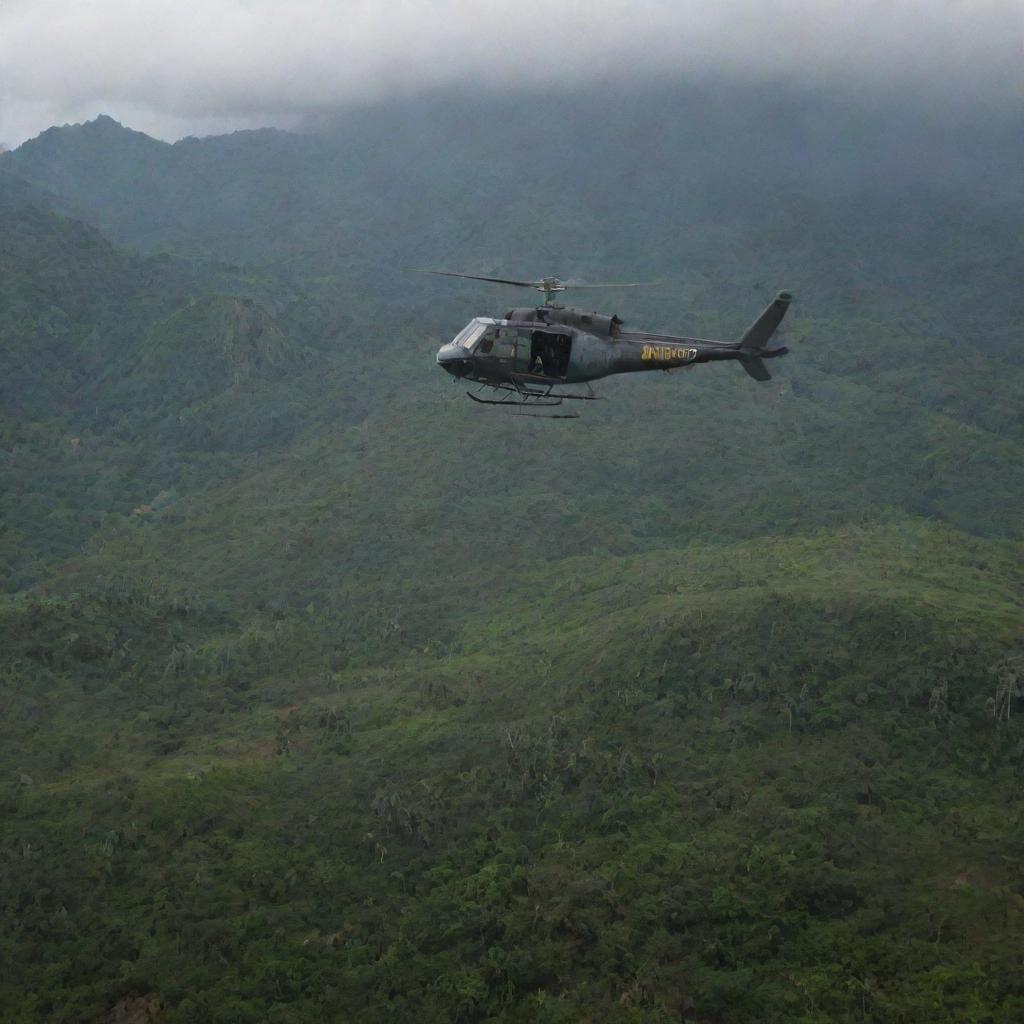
418, 270, 793, 417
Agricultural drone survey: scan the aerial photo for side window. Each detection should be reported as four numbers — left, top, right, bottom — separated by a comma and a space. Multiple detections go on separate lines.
488, 327, 516, 356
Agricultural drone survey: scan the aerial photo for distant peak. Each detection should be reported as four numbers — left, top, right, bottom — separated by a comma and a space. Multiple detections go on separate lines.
14, 114, 169, 153
77, 115, 168, 147
82, 114, 132, 134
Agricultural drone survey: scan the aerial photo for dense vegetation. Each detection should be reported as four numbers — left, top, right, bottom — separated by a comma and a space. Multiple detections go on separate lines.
1, 85, 1022, 1022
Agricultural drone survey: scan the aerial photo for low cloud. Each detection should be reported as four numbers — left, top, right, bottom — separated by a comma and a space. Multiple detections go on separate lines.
1, 0, 1020, 145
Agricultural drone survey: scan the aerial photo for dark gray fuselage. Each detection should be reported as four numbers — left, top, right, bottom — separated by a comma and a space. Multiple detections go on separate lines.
436, 311, 753, 385
436, 292, 792, 389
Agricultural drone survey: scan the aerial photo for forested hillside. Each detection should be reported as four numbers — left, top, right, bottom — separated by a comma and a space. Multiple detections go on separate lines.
1, 85, 1022, 1023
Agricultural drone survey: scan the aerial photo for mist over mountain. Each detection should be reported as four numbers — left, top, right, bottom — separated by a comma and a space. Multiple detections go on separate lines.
1, 76, 1022, 1022
3, 0, 1021, 144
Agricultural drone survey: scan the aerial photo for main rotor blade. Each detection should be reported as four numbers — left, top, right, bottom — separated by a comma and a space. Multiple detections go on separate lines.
408, 269, 541, 288
559, 281, 657, 289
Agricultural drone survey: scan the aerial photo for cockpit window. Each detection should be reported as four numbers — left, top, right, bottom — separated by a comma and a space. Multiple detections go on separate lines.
451, 321, 488, 351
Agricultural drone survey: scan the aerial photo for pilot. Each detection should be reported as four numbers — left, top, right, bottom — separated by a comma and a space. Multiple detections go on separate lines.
530, 342, 545, 374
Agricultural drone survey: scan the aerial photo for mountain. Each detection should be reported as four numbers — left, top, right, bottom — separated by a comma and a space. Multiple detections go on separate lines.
0, 164, 304, 421
1, 84, 1022, 1022
3, 114, 168, 211
0, 172, 318, 590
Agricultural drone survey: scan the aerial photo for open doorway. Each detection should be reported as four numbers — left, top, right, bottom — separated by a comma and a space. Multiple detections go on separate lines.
529, 330, 572, 378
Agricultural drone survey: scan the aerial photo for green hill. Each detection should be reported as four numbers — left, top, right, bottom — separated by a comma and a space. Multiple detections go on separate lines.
2, 524, 1022, 1022
0, 174, 318, 590
107, 296, 318, 450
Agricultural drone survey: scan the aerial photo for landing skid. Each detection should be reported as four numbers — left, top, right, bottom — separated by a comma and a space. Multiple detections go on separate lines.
466, 376, 600, 418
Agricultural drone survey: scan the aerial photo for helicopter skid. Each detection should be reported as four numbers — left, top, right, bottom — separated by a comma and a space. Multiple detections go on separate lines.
465, 378, 600, 418
468, 376, 600, 403
468, 391, 561, 407
466, 393, 578, 418
466, 390, 580, 418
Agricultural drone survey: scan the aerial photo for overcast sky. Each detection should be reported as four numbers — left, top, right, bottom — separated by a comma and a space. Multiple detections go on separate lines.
1, 0, 1020, 147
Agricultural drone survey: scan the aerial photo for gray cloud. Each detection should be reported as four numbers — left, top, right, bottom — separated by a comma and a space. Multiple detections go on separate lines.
1, 0, 1020, 145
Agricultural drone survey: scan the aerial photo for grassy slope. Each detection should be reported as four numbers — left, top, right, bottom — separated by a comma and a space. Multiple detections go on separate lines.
1, 525, 1022, 1022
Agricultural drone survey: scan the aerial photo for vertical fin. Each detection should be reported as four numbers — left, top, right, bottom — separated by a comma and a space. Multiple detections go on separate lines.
740, 291, 793, 351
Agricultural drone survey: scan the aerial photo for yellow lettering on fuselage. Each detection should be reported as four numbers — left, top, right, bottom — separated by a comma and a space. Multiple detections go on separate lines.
641, 345, 698, 363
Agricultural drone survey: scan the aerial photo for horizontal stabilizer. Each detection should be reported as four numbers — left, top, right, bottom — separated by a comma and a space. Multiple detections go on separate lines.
740, 356, 772, 381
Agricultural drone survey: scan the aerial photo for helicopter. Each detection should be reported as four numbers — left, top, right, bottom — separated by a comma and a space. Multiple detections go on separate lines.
418, 270, 793, 417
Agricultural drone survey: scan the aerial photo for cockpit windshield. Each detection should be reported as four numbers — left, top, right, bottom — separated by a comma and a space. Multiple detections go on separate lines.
450, 320, 489, 352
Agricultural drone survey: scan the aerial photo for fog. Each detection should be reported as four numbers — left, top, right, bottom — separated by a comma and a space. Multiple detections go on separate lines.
1, 0, 1021, 145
